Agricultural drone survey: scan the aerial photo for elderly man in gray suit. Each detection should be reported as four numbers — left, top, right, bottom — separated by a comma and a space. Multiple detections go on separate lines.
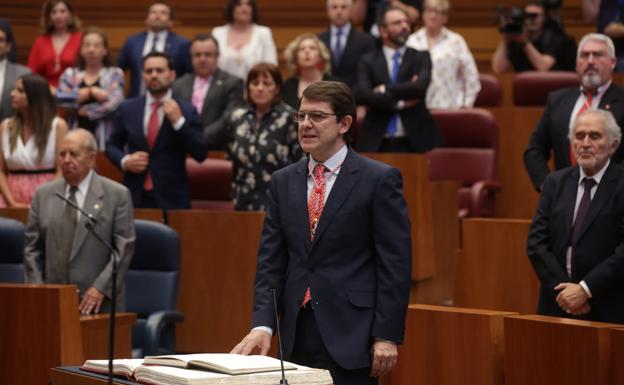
172, 33, 243, 150
0, 22, 30, 121
24, 129, 135, 315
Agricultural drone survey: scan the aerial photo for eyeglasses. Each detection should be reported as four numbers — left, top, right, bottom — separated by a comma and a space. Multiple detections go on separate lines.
293, 111, 337, 123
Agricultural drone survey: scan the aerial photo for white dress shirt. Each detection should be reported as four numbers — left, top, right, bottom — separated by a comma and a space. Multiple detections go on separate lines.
330, 23, 351, 55
568, 81, 612, 133
142, 31, 168, 56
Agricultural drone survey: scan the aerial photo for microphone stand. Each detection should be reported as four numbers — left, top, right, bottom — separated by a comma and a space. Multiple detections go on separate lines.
56, 192, 118, 385
270, 287, 289, 385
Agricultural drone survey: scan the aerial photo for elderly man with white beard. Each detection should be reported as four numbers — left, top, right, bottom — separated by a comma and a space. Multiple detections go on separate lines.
524, 33, 624, 192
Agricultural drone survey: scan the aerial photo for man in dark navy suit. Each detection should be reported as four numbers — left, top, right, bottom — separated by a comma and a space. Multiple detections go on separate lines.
318, 0, 376, 88
106, 52, 206, 210
231, 81, 412, 385
354, 5, 440, 153
528, 109, 624, 324
117, 2, 192, 97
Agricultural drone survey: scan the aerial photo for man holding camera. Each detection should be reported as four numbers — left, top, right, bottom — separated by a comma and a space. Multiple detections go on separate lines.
492, 1, 575, 73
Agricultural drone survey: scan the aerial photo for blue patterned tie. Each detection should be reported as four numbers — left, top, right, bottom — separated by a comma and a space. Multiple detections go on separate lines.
386, 50, 401, 136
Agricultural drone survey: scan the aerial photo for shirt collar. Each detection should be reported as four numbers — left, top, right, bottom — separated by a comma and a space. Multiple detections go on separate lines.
66, 169, 94, 196
331, 23, 351, 37
383, 45, 406, 59
581, 80, 611, 97
308, 144, 348, 175
146, 89, 172, 105
579, 158, 610, 186
148, 30, 168, 41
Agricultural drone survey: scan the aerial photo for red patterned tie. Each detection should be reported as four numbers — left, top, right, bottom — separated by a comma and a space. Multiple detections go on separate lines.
143, 100, 161, 191
302, 163, 326, 307
570, 92, 593, 166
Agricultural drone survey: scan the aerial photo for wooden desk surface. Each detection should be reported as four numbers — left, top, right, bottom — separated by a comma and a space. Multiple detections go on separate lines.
50, 367, 136, 385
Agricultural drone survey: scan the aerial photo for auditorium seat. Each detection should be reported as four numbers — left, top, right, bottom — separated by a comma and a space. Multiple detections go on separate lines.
125, 219, 183, 357
429, 108, 500, 218
474, 73, 502, 107
186, 157, 234, 210
0, 218, 25, 283
512, 71, 578, 106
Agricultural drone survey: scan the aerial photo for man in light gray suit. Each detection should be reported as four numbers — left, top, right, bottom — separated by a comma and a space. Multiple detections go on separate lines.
0, 22, 30, 121
24, 129, 135, 315
172, 33, 243, 150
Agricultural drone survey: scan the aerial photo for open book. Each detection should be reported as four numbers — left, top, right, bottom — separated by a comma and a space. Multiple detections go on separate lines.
80, 358, 144, 379
133, 364, 333, 385
80, 357, 333, 385
143, 354, 296, 375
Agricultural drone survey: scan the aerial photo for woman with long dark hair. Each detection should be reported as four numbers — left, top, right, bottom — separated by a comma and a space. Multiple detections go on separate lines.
0, 74, 68, 207
28, 0, 82, 90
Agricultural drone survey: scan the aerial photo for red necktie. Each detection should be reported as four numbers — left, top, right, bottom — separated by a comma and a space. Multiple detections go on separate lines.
302, 163, 326, 307
143, 100, 161, 191
570, 92, 593, 166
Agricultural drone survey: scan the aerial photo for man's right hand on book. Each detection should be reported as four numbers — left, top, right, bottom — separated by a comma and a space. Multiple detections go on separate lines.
230, 330, 271, 356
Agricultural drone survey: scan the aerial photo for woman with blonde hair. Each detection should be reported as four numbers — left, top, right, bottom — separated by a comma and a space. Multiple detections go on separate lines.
406, 0, 481, 109
0, 74, 68, 207
28, 0, 82, 90
282, 33, 335, 109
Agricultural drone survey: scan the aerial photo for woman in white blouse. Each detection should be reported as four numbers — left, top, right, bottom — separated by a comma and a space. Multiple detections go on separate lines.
212, 0, 278, 81
406, 0, 481, 109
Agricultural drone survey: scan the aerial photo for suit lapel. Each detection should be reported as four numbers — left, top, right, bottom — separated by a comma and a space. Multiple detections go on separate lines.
180, 75, 194, 102
375, 51, 391, 84
575, 163, 618, 243
396, 49, 414, 82
70, 173, 105, 261
133, 96, 149, 150
202, 71, 223, 116
562, 168, 579, 243
562, 89, 581, 162
598, 84, 620, 113
50, 181, 68, 251
294, 160, 313, 253
309, 150, 360, 251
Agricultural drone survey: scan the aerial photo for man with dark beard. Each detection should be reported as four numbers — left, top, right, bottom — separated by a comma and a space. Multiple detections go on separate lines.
524, 33, 624, 191
106, 52, 206, 209
354, 5, 440, 152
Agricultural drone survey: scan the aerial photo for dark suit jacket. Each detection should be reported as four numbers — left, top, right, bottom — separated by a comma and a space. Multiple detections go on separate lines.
354, 47, 441, 152
106, 95, 207, 210
527, 162, 624, 323
318, 27, 376, 87
0, 62, 30, 121
524, 84, 624, 191
172, 69, 244, 151
117, 31, 192, 97
251, 149, 412, 369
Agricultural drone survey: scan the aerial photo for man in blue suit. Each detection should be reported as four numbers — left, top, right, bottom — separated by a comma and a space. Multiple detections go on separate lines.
231, 81, 412, 385
106, 52, 206, 210
117, 2, 192, 97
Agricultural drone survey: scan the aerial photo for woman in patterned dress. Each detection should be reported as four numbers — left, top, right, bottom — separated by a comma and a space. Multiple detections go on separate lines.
228, 62, 302, 211
405, 0, 481, 109
0, 74, 68, 207
56, 27, 125, 149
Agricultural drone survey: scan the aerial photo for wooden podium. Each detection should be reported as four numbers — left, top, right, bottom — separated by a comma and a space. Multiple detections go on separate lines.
504, 315, 616, 385
455, 218, 539, 314
0, 284, 134, 385
390, 304, 517, 385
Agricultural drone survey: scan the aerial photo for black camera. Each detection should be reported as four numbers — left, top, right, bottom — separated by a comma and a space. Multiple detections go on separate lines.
495, 6, 538, 35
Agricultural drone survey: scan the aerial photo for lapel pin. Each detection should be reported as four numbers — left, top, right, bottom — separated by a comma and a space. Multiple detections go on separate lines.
605, 104, 611, 110
94, 203, 101, 210
217, 80, 223, 86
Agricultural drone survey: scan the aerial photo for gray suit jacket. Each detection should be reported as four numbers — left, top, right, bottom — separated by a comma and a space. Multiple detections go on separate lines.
23, 172, 135, 311
0, 62, 30, 121
172, 69, 244, 151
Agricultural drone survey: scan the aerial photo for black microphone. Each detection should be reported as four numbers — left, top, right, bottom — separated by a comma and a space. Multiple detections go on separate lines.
55, 191, 118, 385
266, 277, 289, 385
54, 192, 98, 223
